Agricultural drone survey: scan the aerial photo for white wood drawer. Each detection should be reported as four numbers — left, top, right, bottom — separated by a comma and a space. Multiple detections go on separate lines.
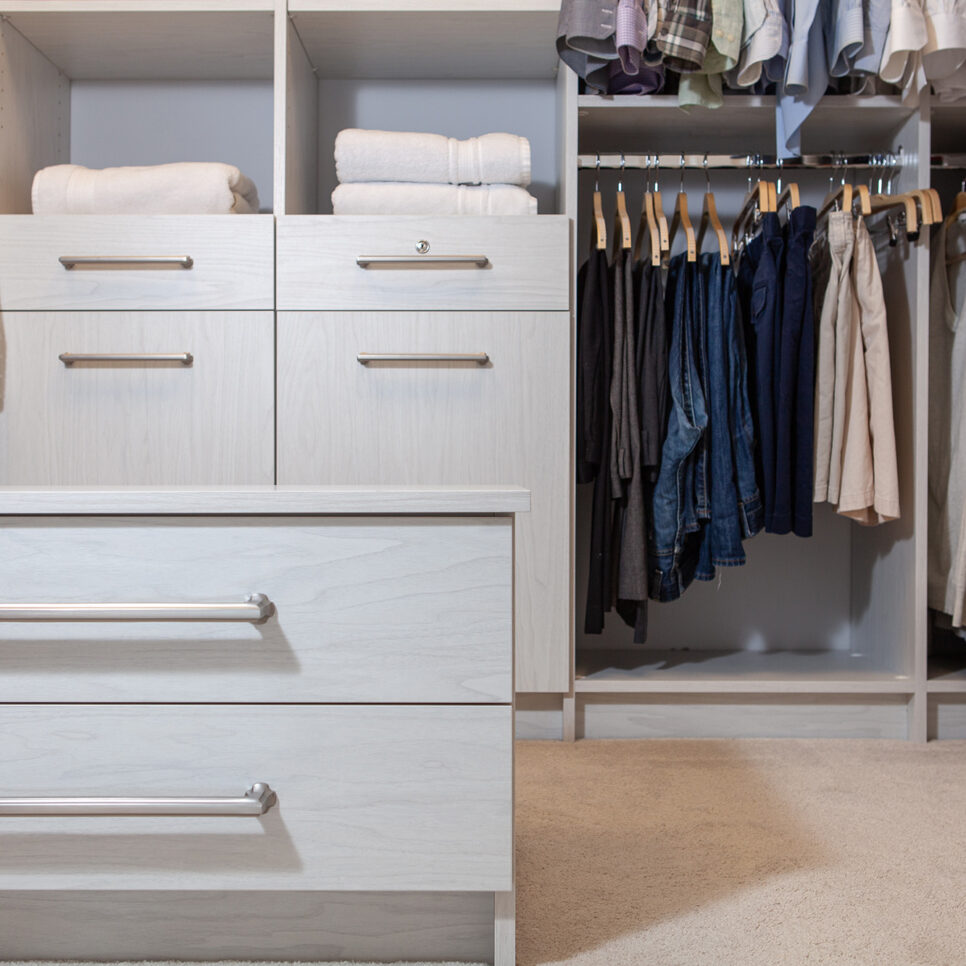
0, 311, 274, 486
0, 515, 512, 703
276, 215, 570, 311
276, 311, 570, 694
0, 704, 513, 892
0, 216, 274, 311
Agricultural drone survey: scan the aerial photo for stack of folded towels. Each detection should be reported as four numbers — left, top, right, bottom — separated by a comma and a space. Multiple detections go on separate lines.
32, 162, 260, 214
332, 129, 537, 215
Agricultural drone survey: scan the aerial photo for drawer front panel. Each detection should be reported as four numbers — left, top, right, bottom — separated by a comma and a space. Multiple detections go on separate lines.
0, 216, 274, 311
276, 311, 570, 693
0, 516, 512, 703
0, 704, 513, 891
0, 312, 274, 486
276, 215, 569, 311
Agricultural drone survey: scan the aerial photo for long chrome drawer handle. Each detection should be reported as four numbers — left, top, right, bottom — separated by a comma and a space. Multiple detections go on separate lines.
59, 352, 194, 367
358, 352, 489, 366
356, 254, 489, 268
0, 782, 277, 817
0, 593, 275, 623
59, 255, 194, 270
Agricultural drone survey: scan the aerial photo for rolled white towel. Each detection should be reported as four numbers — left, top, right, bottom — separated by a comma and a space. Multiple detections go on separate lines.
335, 129, 531, 186
332, 182, 538, 216
32, 162, 260, 215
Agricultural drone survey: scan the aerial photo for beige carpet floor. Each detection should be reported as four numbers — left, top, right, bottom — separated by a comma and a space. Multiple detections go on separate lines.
516, 739, 966, 966
9, 739, 966, 966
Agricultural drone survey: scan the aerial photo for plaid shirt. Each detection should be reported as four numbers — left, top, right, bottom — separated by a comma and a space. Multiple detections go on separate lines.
655, 0, 713, 71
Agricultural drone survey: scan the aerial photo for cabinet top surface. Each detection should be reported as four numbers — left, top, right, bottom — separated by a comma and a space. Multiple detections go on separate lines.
0, 485, 530, 515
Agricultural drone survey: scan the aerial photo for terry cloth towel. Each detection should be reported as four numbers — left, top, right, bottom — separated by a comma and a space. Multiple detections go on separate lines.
32, 162, 260, 215
334, 129, 532, 187
332, 183, 538, 216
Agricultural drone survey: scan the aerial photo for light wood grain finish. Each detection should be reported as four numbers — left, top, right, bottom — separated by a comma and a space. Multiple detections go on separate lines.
275, 9, 318, 216
288, 3, 559, 79
0, 217, 274, 310
0, 6, 275, 80
0, 312, 274, 486
0, 484, 530, 515
0, 22, 69, 216
0, 890, 494, 962
277, 310, 570, 693
276, 216, 569, 310
0, 703, 513, 891
0, 515, 512, 703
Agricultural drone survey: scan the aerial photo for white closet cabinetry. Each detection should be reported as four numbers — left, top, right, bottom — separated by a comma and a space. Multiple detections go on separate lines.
277, 307, 570, 692
0, 7, 277, 487
0, 311, 274, 485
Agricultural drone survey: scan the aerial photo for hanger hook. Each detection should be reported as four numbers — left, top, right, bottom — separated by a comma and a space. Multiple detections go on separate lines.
704, 154, 711, 193
680, 153, 686, 194
746, 154, 753, 194
618, 151, 625, 193
595, 152, 601, 193
776, 156, 783, 196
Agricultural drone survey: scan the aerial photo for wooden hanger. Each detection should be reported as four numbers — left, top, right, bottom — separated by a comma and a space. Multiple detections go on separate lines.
613, 155, 632, 254
634, 158, 661, 267
591, 154, 607, 251
668, 157, 696, 262
853, 184, 872, 217
907, 188, 936, 224
731, 180, 772, 252
647, 155, 670, 256
696, 157, 729, 266
818, 181, 853, 222
777, 181, 801, 214
868, 191, 919, 237
928, 188, 943, 221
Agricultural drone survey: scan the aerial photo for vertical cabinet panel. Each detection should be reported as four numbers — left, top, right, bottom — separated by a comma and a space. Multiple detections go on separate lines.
277, 310, 570, 692
0, 311, 275, 486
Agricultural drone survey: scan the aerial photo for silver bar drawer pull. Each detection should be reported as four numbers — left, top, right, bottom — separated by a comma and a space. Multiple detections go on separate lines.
59, 352, 194, 367
356, 254, 489, 268
0, 593, 275, 623
59, 255, 194, 270
358, 352, 490, 366
0, 782, 277, 817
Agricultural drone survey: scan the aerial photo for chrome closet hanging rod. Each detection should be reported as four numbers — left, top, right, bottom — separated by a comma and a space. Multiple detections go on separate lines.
577, 153, 905, 170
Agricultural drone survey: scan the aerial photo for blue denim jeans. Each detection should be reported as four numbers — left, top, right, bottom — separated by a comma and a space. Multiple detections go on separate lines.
742, 212, 785, 532
649, 254, 708, 601
695, 254, 765, 580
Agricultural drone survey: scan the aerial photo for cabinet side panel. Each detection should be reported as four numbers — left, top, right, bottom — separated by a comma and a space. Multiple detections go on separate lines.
0, 21, 69, 214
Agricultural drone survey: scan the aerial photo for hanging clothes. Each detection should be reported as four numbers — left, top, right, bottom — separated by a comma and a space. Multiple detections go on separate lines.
928, 213, 966, 623
772, 204, 817, 536
611, 247, 650, 638
577, 245, 615, 633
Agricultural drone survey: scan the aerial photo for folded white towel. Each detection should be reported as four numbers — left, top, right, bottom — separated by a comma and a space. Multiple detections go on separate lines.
335, 129, 531, 187
332, 183, 538, 216
32, 162, 260, 215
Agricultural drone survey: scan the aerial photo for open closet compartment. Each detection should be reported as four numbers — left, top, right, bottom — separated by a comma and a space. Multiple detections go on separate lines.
275, 0, 564, 215
0, 1, 276, 215
569, 88, 930, 739
927, 98, 966, 739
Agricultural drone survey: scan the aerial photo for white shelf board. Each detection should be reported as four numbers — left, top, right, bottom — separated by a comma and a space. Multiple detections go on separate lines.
927, 658, 966, 692
0, 4, 275, 79
575, 648, 915, 694
0, 485, 531, 516
577, 94, 914, 154
289, 4, 560, 79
